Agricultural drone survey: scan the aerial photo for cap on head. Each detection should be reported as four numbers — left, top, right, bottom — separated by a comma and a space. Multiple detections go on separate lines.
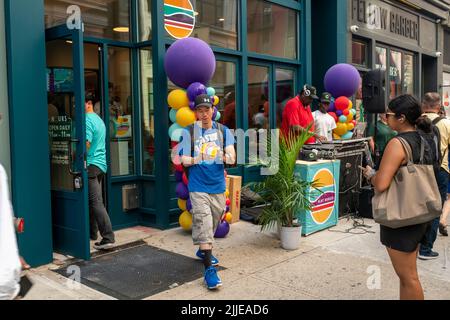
194, 94, 213, 109
320, 92, 332, 103
301, 84, 319, 100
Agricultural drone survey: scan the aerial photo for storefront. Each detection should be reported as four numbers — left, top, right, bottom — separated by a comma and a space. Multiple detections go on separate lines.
311, 0, 449, 107
3, 0, 310, 266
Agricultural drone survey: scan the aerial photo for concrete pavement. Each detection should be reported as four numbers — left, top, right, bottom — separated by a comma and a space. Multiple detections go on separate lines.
22, 218, 450, 300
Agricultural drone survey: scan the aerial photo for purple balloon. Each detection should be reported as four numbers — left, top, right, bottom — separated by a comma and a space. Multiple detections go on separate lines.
189, 101, 195, 110
324, 64, 360, 98
187, 198, 192, 212
225, 205, 230, 213
176, 182, 189, 200
187, 82, 207, 102
336, 110, 343, 117
328, 101, 336, 112
212, 107, 218, 120
175, 171, 183, 182
164, 38, 216, 89
214, 221, 230, 238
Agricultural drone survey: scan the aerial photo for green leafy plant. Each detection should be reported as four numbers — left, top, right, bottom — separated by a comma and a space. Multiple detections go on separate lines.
250, 129, 315, 231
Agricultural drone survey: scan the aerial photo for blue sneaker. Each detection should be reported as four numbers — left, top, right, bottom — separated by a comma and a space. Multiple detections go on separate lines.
418, 251, 439, 260
204, 266, 222, 290
196, 249, 219, 266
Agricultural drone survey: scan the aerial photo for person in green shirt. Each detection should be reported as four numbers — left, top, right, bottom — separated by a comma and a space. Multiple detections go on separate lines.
86, 95, 115, 250
368, 113, 397, 168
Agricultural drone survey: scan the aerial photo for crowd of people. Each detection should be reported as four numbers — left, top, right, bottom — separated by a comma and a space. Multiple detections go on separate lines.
281, 84, 449, 300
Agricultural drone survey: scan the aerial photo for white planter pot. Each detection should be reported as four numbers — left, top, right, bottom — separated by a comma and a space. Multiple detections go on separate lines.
280, 225, 302, 250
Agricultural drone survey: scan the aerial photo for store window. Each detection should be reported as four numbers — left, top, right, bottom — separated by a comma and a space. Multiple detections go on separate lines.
248, 64, 271, 164
444, 31, 450, 66
247, 0, 297, 59
209, 61, 237, 130
443, 72, 450, 117
352, 39, 368, 67
163, 0, 238, 50
389, 50, 402, 100
139, 0, 152, 42
45, 0, 130, 42
375, 47, 387, 70
275, 69, 295, 128
140, 48, 155, 175
403, 54, 414, 95
108, 47, 134, 176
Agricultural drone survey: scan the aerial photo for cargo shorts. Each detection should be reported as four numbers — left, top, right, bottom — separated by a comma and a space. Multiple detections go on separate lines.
190, 192, 226, 245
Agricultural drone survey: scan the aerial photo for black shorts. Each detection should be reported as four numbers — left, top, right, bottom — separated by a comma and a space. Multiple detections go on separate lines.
380, 222, 432, 253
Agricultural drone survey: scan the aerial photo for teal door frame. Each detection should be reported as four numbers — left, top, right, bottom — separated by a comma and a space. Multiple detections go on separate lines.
46, 24, 90, 260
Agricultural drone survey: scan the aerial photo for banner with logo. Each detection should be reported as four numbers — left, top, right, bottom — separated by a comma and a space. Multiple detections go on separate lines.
295, 160, 340, 236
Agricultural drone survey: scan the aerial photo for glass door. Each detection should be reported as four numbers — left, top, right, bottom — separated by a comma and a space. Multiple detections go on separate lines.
46, 24, 90, 260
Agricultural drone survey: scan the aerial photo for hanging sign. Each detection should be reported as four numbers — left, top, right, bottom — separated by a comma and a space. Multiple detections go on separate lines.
164, 0, 196, 39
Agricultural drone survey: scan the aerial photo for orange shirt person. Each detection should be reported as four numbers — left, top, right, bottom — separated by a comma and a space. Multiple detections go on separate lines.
281, 84, 326, 144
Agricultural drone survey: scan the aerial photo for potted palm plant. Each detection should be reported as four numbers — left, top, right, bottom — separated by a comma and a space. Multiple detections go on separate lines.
251, 129, 314, 250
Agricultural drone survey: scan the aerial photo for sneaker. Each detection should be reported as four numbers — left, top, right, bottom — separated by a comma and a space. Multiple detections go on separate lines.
418, 251, 439, 260
196, 249, 219, 266
439, 224, 448, 237
94, 239, 115, 250
204, 266, 222, 290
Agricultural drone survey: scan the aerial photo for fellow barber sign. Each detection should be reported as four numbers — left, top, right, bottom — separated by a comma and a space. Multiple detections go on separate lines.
352, 0, 419, 44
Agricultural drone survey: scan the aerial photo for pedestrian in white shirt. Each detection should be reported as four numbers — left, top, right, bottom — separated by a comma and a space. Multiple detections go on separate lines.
312, 92, 336, 142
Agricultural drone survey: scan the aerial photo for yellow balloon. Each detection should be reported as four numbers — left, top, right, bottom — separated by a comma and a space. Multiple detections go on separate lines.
178, 199, 187, 211
333, 133, 341, 140
225, 212, 233, 224
213, 96, 220, 106
348, 101, 353, 110
176, 107, 197, 127
334, 122, 348, 136
347, 123, 355, 131
225, 189, 230, 198
346, 112, 354, 122
179, 211, 192, 231
168, 89, 189, 110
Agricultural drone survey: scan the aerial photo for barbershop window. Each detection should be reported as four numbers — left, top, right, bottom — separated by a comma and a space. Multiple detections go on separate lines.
247, 0, 297, 59
352, 39, 369, 68
45, 0, 131, 42
444, 31, 450, 66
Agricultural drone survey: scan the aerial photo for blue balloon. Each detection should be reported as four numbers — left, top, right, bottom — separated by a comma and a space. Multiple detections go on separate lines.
336, 110, 343, 117
341, 131, 353, 140
215, 111, 221, 121
206, 87, 216, 96
169, 123, 184, 142
169, 108, 177, 123
339, 115, 347, 123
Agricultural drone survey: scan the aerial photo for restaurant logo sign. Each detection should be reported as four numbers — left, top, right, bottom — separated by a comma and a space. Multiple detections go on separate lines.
310, 169, 336, 225
164, 0, 196, 39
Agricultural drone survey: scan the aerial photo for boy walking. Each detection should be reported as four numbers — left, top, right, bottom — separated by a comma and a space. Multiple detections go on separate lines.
181, 94, 236, 290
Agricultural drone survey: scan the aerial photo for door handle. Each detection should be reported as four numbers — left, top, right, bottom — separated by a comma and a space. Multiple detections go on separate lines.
68, 138, 81, 176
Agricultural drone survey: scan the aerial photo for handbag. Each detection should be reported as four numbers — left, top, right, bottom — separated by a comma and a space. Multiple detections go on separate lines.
372, 136, 442, 229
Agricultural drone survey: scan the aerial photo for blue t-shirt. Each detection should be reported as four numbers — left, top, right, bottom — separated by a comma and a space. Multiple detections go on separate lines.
86, 112, 107, 173
182, 122, 235, 194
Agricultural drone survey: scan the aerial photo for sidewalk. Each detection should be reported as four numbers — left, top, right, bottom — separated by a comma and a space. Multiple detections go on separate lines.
23, 218, 450, 300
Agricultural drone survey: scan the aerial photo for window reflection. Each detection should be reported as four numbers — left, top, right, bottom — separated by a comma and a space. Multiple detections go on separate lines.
403, 54, 414, 95
275, 69, 294, 129
108, 47, 134, 176
389, 50, 402, 100
45, 0, 130, 42
140, 48, 155, 175
247, 0, 297, 59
